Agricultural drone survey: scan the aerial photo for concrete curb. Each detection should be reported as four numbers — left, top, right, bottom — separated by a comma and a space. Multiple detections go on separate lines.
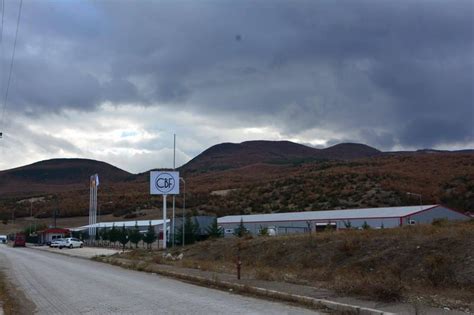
27, 245, 120, 262
141, 265, 396, 315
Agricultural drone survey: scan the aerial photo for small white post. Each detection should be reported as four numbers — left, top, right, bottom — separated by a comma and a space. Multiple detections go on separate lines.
163, 195, 167, 249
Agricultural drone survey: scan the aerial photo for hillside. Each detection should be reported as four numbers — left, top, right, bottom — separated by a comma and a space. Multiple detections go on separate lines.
181, 141, 381, 173
0, 158, 133, 196
0, 141, 472, 222
190, 153, 474, 216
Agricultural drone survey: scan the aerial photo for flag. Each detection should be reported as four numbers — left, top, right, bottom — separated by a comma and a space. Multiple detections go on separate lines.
95, 174, 99, 187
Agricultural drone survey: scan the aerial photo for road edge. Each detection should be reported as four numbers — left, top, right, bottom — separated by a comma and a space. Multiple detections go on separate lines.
93, 255, 395, 315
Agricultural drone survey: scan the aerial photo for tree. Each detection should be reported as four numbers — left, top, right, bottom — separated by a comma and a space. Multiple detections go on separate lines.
143, 221, 157, 249
118, 225, 129, 252
94, 230, 100, 243
109, 224, 119, 246
233, 218, 249, 237
175, 214, 200, 245
362, 221, 371, 230
206, 217, 223, 238
129, 222, 142, 248
100, 227, 109, 246
258, 225, 269, 236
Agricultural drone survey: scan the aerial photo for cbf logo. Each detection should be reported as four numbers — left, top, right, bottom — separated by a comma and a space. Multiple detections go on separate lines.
150, 171, 179, 195
155, 173, 175, 194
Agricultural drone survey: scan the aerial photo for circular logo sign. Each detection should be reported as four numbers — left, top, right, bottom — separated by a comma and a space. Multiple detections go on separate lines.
154, 173, 175, 194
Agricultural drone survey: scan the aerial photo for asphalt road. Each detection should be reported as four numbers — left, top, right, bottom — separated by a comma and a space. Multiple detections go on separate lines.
0, 245, 322, 315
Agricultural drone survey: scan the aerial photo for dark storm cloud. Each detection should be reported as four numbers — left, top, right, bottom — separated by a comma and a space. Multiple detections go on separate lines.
2, 0, 473, 149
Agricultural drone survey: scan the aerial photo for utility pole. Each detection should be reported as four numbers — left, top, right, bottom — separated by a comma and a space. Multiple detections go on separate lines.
180, 177, 186, 247
53, 196, 59, 228
29, 200, 33, 235
406, 192, 422, 209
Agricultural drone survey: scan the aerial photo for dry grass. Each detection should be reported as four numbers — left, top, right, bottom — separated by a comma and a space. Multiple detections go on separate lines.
103, 221, 474, 310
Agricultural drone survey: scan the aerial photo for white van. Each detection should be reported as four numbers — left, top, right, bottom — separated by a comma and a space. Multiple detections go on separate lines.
0, 235, 7, 244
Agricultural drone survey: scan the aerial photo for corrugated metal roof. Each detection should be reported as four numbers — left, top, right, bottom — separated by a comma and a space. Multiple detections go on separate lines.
70, 219, 169, 231
218, 205, 439, 224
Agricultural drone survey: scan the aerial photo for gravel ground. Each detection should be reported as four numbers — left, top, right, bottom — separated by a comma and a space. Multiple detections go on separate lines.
0, 245, 323, 315
30, 245, 121, 258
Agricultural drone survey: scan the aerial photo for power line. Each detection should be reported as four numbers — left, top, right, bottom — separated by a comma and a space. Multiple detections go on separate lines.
0, 0, 5, 117
1, 0, 23, 134
0, 0, 4, 46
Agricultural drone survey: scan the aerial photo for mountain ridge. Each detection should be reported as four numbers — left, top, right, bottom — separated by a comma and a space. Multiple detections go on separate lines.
181, 141, 382, 173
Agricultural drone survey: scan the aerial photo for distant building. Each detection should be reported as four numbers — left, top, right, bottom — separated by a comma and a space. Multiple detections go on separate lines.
70, 219, 170, 235
70, 216, 215, 240
172, 216, 216, 240
218, 205, 470, 237
38, 228, 70, 244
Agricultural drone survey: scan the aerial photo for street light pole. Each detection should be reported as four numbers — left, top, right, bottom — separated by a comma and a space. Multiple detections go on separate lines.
30, 200, 33, 235
180, 177, 186, 247
406, 192, 422, 211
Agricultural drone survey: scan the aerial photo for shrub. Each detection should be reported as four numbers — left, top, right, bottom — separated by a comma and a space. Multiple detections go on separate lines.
258, 225, 269, 236
334, 271, 403, 302
423, 254, 454, 287
431, 218, 449, 227
255, 267, 274, 280
337, 239, 360, 257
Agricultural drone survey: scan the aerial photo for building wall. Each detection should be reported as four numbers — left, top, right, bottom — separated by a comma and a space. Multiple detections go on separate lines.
220, 205, 470, 237
220, 217, 401, 237
403, 205, 469, 225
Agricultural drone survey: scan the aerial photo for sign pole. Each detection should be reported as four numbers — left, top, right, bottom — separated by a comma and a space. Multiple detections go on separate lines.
150, 171, 178, 250
163, 194, 167, 250
172, 134, 176, 247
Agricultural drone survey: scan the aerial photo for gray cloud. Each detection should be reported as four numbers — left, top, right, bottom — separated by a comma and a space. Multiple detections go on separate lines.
0, 0, 472, 158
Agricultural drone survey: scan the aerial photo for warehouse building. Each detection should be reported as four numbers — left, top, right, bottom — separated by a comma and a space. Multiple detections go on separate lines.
218, 205, 470, 237
70, 216, 215, 240
70, 219, 170, 235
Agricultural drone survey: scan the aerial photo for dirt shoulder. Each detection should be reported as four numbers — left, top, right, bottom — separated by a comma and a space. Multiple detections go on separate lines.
0, 251, 36, 315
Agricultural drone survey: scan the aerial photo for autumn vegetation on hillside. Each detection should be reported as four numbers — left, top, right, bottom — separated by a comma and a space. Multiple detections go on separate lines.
0, 151, 472, 222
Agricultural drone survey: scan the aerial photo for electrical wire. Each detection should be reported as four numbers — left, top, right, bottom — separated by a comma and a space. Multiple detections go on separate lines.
0, 0, 5, 140
0, 0, 4, 46
1, 0, 23, 136
0, 0, 5, 118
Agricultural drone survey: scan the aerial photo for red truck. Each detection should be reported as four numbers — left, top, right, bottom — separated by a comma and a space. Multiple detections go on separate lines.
12, 233, 26, 247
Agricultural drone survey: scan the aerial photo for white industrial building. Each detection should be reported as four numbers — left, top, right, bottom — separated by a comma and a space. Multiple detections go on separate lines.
218, 205, 470, 237
70, 219, 170, 234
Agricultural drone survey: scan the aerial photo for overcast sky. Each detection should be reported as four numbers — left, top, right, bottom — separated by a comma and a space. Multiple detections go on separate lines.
0, 0, 472, 173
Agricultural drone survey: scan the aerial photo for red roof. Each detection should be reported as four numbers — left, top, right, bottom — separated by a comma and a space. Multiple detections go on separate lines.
39, 228, 70, 234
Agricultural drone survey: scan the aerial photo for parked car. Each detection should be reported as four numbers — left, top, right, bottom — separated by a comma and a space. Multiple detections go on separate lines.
50, 238, 67, 248
60, 238, 83, 249
0, 235, 7, 244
